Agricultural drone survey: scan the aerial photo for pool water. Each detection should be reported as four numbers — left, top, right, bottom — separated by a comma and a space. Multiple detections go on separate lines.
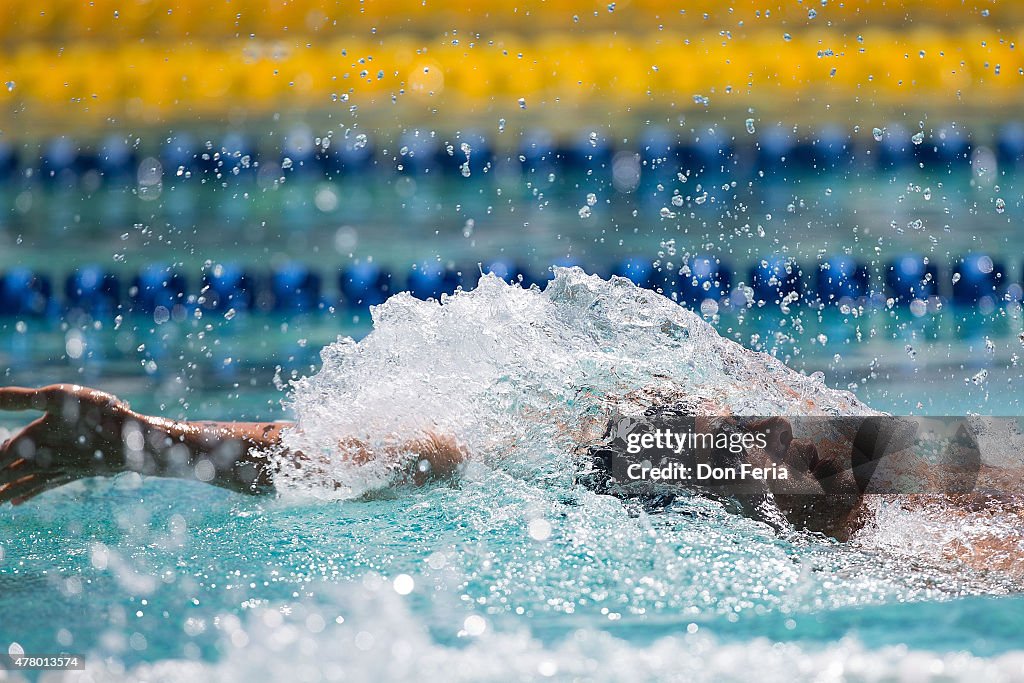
1, 270, 1023, 681
2, 164, 1021, 278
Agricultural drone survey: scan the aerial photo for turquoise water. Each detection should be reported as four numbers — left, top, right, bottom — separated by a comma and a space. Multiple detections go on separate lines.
1, 271, 1023, 681
1, 166, 1021, 275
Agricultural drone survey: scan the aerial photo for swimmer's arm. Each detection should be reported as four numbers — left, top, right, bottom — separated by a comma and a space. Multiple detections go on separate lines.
0, 385, 464, 504
0, 385, 288, 502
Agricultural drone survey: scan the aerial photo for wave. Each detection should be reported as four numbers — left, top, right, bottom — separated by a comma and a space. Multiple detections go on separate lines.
41, 578, 1024, 683
271, 267, 875, 497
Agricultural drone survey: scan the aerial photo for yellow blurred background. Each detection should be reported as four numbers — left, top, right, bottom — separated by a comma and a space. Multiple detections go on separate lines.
0, 0, 1019, 136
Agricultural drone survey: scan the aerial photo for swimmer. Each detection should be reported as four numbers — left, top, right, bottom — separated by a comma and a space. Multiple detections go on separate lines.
1, 385, 1021, 558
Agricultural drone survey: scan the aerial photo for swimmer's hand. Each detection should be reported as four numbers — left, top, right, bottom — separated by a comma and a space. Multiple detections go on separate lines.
0, 385, 132, 504
333, 432, 467, 486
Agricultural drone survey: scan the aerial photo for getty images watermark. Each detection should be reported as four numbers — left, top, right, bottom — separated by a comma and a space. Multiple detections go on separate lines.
622, 426, 785, 482
586, 410, 996, 496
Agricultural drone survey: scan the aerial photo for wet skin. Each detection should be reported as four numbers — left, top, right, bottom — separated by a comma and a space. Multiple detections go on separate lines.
1, 385, 1019, 548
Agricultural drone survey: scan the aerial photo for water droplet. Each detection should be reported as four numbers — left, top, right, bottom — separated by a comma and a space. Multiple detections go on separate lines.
904, 344, 917, 359
911, 131, 924, 145
463, 615, 486, 636
996, 197, 1006, 213
659, 207, 677, 218
224, 308, 237, 320
498, 118, 506, 133
586, 193, 597, 206
783, 33, 792, 41
281, 157, 293, 169
808, 8, 818, 18
518, 97, 527, 109
588, 131, 598, 147
745, 118, 756, 134
952, 273, 962, 285
578, 206, 592, 219
872, 127, 884, 141
4, 81, 14, 92
528, 518, 552, 541
393, 574, 414, 595
353, 133, 368, 150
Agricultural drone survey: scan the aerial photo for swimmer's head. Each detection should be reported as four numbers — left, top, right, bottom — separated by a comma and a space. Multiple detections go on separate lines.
585, 413, 869, 541
747, 417, 866, 540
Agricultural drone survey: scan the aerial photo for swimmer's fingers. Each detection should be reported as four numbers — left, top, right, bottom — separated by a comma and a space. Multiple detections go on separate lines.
1, 416, 51, 476
0, 417, 71, 505
406, 432, 466, 484
0, 471, 75, 506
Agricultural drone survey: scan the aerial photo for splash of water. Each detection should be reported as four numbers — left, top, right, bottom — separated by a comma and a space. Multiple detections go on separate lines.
64, 579, 1024, 683
271, 268, 875, 497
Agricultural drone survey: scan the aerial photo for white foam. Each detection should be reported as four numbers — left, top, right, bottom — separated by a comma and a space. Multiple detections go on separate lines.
271, 268, 875, 497
50, 579, 1024, 683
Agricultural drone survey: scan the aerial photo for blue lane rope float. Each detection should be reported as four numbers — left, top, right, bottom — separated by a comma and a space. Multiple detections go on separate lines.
269, 262, 323, 312
681, 255, 732, 305
816, 255, 870, 305
885, 254, 939, 303
66, 265, 120, 316
339, 261, 393, 309
0, 267, 53, 316
952, 253, 1006, 306
406, 260, 461, 301
201, 263, 257, 311
130, 264, 189, 313
750, 255, 803, 305
1, 254, 1022, 318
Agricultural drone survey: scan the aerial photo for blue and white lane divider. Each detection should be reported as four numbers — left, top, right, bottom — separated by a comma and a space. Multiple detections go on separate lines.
10, 122, 1024, 184
0, 255, 1018, 317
